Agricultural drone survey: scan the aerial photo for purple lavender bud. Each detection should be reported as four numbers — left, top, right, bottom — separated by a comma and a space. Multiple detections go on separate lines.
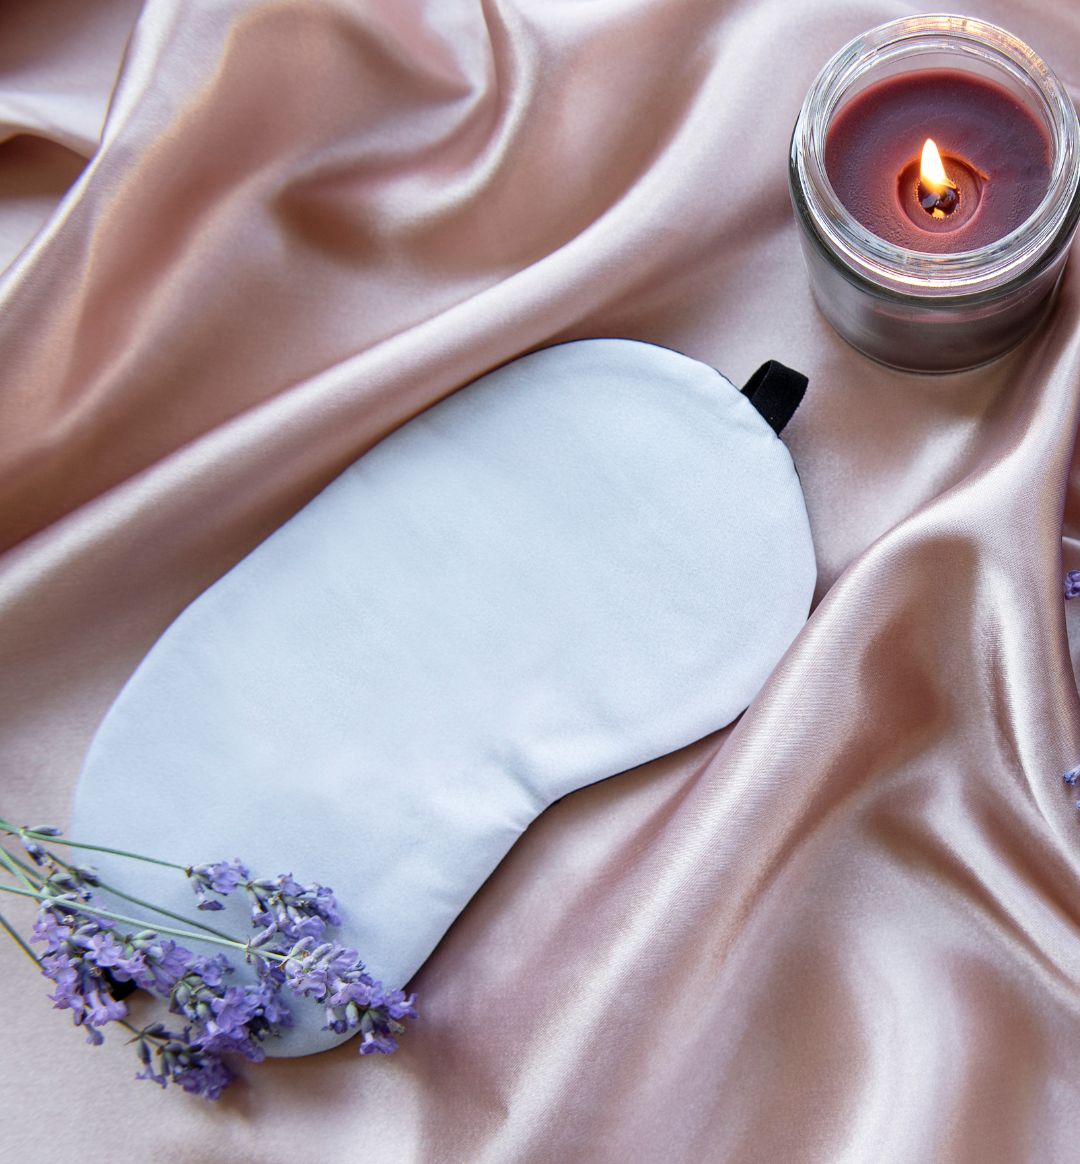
313, 886, 342, 928
328, 979, 375, 1009
144, 1026, 236, 1101
251, 980, 291, 1027
130, 937, 193, 994
135, 1050, 168, 1088
1065, 765, 1080, 786
207, 987, 250, 1032
19, 835, 49, 865
187, 858, 249, 911
384, 991, 418, 1022
244, 873, 342, 944
189, 954, 231, 988
206, 859, 249, 894
48, 872, 94, 901
29, 902, 136, 1039
31, 910, 70, 953
1066, 571, 1080, 600
85, 932, 147, 984
175, 1054, 233, 1101
358, 1031, 399, 1055
247, 925, 278, 950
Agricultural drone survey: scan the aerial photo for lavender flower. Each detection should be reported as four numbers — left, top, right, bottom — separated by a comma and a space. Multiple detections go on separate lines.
131, 937, 192, 994
171, 1051, 234, 1100
1064, 765, 1080, 786
30, 911, 129, 1042
186, 859, 249, 911
282, 936, 417, 1052
246, 873, 341, 943
254, 978, 293, 1027
46, 866, 100, 900
30, 906, 72, 953
1066, 571, 1080, 600
133, 1024, 235, 1100
177, 973, 290, 1061
86, 929, 149, 983
19, 835, 49, 865
202, 986, 269, 1058
15, 824, 65, 866
189, 953, 231, 988
359, 1031, 400, 1055
1, 822, 416, 1101
281, 938, 359, 999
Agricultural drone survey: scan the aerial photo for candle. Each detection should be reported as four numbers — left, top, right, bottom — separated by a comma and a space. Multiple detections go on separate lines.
788, 16, 1080, 373
825, 71, 1053, 253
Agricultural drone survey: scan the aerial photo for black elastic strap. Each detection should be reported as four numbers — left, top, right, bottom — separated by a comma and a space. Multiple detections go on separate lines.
740, 360, 808, 435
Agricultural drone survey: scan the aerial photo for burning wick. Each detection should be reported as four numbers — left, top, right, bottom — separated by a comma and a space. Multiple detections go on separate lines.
918, 138, 959, 218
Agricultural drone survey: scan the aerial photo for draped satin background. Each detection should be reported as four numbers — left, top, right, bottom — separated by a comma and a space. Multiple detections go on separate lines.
3, 0, 1080, 1160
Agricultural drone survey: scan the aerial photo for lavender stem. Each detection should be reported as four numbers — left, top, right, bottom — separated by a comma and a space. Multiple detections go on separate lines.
0, 821, 185, 872
0, 844, 39, 892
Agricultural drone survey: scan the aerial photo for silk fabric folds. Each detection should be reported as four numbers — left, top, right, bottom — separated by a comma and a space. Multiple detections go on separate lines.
2, 1, 1080, 1160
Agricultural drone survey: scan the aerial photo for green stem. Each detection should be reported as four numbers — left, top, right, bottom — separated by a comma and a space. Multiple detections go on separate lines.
119, 1018, 145, 1043
0, 844, 39, 892
0, 907, 38, 967
0, 821, 184, 873
0, 882, 274, 960
118, 1018, 169, 1046
97, 880, 236, 943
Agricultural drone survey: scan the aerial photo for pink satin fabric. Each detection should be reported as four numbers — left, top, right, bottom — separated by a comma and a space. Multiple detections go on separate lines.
4, 1, 1080, 1159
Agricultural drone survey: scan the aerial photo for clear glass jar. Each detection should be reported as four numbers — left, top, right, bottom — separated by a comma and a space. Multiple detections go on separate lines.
788, 14, 1080, 373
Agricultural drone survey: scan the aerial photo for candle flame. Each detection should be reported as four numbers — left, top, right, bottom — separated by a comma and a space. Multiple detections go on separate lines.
919, 138, 954, 194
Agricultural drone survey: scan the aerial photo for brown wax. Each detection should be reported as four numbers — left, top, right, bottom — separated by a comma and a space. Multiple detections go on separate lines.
825, 70, 1052, 252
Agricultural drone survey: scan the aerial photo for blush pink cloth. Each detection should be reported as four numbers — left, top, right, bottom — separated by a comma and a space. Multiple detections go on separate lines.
3, 1, 1080, 1160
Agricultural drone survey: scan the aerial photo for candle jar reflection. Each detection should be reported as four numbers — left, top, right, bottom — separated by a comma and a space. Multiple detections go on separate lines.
789, 15, 1080, 373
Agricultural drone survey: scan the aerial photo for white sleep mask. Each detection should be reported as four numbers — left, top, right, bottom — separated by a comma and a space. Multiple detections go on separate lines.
73, 338, 816, 1055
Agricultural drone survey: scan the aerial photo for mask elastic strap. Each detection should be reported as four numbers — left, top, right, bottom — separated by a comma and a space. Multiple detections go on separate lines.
741, 360, 808, 435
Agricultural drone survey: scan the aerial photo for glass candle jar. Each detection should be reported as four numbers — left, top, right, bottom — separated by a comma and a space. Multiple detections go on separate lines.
788, 15, 1080, 373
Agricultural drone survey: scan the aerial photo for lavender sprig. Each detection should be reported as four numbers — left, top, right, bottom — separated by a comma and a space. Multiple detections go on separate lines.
0, 819, 184, 871
127, 1022, 234, 1100
0, 822, 417, 1099
181, 860, 413, 1054
283, 936, 417, 1054
246, 873, 341, 943
19, 824, 61, 866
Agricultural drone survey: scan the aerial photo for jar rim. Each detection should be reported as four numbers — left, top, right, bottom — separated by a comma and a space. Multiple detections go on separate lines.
789, 14, 1080, 299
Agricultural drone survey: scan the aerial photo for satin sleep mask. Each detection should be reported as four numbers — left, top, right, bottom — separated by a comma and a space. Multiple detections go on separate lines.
73, 338, 817, 1055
